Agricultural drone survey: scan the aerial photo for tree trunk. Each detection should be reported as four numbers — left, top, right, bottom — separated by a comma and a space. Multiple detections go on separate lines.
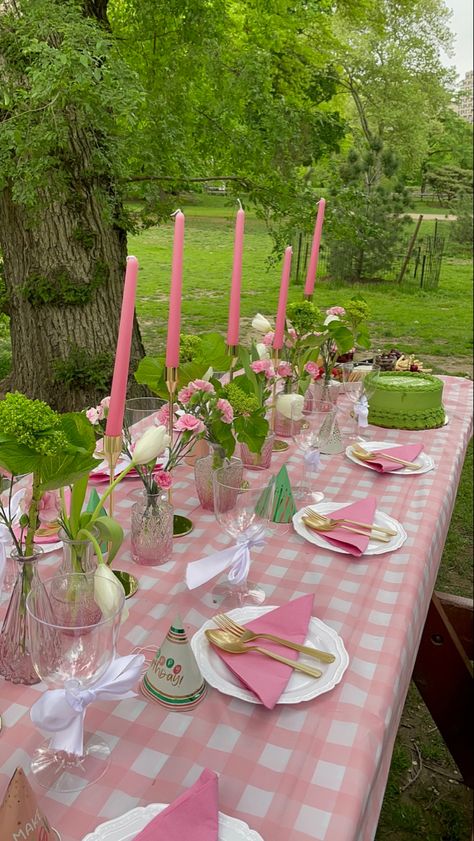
0, 167, 145, 412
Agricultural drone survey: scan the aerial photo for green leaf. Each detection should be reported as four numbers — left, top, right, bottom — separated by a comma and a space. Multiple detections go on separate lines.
60, 412, 97, 455
93, 515, 124, 563
38, 452, 100, 492
134, 356, 167, 395
0, 440, 43, 476
197, 333, 231, 371
69, 474, 89, 534
209, 418, 236, 459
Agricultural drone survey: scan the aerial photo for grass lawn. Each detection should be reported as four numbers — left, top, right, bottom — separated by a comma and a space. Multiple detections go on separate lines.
128, 195, 473, 840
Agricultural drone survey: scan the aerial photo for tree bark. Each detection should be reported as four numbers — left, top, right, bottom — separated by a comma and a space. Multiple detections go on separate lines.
0, 121, 145, 411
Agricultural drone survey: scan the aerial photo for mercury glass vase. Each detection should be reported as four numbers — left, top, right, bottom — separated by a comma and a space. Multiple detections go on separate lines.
131, 491, 173, 566
0, 549, 44, 685
240, 433, 275, 470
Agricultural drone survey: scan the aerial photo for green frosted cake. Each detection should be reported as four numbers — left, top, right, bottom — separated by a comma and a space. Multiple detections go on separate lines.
366, 371, 445, 430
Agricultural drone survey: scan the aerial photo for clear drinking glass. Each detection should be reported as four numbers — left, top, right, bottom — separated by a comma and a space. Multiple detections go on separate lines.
341, 364, 380, 442
26, 572, 124, 793
291, 404, 336, 505
212, 469, 274, 607
124, 397, 168, 452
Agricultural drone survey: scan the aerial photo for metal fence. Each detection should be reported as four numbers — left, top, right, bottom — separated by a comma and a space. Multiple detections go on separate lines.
291, 232, 445, 291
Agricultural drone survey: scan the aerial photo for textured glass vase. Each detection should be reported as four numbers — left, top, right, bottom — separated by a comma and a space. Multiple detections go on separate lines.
240, 433, 275, 470
0, 549, 44, 684
305, 380, 343, 454
59, 532, 98, 575
131, 491, 173, 566
194, 446, 243, 512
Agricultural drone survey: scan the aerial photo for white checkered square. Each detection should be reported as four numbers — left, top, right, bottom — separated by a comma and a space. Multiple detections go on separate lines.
99, 791, 141, 818
295, 804, 332, 839
113, 699, 147, 722
376, 589, 398, 604
131, 747, 168, 777
360, 633, 384, 651
368, 610, 391, 626
1, 703, 28, 727
159, 712, 192, 737
339, 683, 368, 707
259, 744, 292, 772
207, 724, 240, 752
312, 759, 346, 791
237, 784, 274, 818
327, 720, 358, 747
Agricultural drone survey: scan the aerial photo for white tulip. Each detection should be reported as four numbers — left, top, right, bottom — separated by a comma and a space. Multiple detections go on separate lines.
203, 367, 214, 381
324, 314, 339, 326
252, 313, 272, 334
94, 564, 128, 623
277, 393, 304, 420
255, 342, 270, 360
132, 425, 171, 465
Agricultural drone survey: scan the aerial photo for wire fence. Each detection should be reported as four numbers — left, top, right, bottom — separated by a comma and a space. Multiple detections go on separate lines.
291, 232, 445, 291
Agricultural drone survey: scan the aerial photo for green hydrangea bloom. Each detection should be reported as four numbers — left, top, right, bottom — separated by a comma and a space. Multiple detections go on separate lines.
0, 392, 67, 455
286, 300, 319, 335
180, 334, 202, 363
223, 383, 259, 415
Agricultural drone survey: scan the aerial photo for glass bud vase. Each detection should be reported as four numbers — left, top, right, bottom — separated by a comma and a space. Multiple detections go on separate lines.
0, 549, 44, 685
194, 445, 243, 511
59, 531, 98, 575
240, 433, 275, 470
305, 379, 344, 455
131, 491, 173, 566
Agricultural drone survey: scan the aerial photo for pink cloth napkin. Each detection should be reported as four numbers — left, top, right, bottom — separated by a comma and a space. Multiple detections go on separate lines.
212, 594, 314, 709
359, 444, 423, 473
311, 496, 378, 557
13, 527, 59, 545
133, 769, 218, 841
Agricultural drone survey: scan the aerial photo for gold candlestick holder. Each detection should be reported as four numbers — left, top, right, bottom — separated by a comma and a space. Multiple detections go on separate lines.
303, 292, 313, 301
102, 433, 138, 599
227, 344, 238, 382
166, 365, 193, 537
271, 349, 289, 452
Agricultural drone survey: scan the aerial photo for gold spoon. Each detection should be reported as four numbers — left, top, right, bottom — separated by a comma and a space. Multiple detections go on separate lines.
351, 444, 421, 470
302, 514, 391, 542
304, 508, 397, 537
213, 615, 335, 663
205, 630, 323, 678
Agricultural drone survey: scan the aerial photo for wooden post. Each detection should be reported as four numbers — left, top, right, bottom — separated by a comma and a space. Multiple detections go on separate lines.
397, 214, 423, 284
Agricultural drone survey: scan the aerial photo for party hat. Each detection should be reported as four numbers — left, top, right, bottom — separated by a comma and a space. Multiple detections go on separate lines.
271, 465, 296, 523
141, 615, 207, 710
0, 767, 57, 840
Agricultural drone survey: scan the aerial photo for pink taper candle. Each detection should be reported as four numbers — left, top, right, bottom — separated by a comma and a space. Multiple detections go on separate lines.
273, 246, 293, 350
226, 202, 245, 346
105, 256, 139, 437
304, 198, 326, 296
165, 210, 185, 367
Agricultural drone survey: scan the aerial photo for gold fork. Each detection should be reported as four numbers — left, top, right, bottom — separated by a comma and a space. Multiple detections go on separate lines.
303, 512, 391, 542
213, 614, 335, 664
303, 508, 397, 536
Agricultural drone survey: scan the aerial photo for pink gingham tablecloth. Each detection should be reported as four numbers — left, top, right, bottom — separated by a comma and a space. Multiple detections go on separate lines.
0, 376, 472, 841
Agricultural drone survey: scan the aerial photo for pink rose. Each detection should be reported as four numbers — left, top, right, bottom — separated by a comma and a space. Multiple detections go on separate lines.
285, 327, 297, 347
326, 306, 346, 317
21, 489, 60, 524
86, 407, 100, 424
250, 359, 272, 375
100, 396, 111, 409
156, 404, 170, 425
277, 361, 292, 378
178, 386, 194, 405
262, 331, 275, 347
155, 470, 172, 490
191, 379, 215, 393
217, 398, 234, 424
304, 361, 323, 381
174, 414, 206, 434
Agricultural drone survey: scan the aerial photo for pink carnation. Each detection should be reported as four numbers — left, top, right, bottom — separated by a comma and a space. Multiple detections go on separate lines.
100, 396, 111, 409
326, 306, 346, 317
250, 359, 272, 375
156, 404, 170, 425
155, 470, 172, 490
262, 331, 275, 347
277, 361, 292, 378
217, 398, 234, 424
191, 379, 215, 393
174, 414, 206, 434
304, 361, 323, 380
285, 328, 297, 347
178, 386, 194, 405
86, 406, 101, 424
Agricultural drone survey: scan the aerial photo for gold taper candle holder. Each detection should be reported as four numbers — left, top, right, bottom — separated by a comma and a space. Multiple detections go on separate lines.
102, 433, 138, 599
303, 292, 313, 301
271, 349, 289, 452
166, 365, 193, 537
227, 344, 238, 382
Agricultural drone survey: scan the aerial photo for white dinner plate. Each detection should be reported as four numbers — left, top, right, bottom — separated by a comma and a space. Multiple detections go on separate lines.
5, 489, 62, 553
81, 804, 264, 841
292, 501, 407, 556
191, 606, 349, 706
345, 440, 434, 475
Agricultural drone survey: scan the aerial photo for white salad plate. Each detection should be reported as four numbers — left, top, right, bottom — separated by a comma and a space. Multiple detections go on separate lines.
81, 804, 264, 841
345, 440, 434, 475
293, 501, 407, 556
191, 606, 349, 706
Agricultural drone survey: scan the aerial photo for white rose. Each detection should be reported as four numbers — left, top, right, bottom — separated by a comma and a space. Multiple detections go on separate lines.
132, 425, 171, 465
252, 313, 272, 334
277, 393, 304, 420
255, 342, 270, 360
94, 564, 128, 622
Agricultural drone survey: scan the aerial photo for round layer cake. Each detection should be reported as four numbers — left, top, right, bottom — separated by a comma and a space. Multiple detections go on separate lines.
366, 371, 445, 430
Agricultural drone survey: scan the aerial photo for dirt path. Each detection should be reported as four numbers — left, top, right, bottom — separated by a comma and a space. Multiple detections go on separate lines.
405, 213, 457, 221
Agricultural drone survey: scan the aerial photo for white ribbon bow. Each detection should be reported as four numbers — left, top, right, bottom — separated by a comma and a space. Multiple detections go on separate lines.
30, 653, 145, 756
355, 395, 369, 428
186, 526, 266, 589
304, 448, 320, 470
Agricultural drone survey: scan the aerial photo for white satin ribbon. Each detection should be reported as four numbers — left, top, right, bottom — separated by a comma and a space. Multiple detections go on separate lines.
186, 526, 266, 589
30, 653, 145, 755
304, 448, 320, 470
355, 395, 369, 428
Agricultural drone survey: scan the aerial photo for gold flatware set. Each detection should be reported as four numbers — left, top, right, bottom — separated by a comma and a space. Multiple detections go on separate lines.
302, 509, 396, 542
206, 614, 337, 680
351, 444, 421, 470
